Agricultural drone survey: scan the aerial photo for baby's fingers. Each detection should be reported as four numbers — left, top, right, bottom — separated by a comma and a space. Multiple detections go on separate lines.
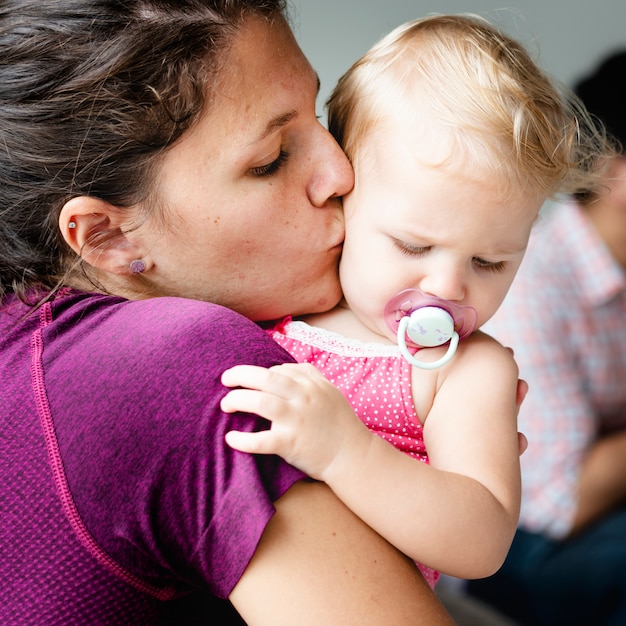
220, 387, 282, 419
221, 364, 272, 390
225, 429, 277, 454
222, 362, 324, 394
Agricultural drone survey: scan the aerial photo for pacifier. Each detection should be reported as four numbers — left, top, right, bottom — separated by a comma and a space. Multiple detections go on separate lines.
384, 289, 478, 370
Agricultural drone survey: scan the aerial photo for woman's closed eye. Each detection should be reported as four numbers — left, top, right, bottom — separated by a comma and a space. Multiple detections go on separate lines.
249, 150, 289, 177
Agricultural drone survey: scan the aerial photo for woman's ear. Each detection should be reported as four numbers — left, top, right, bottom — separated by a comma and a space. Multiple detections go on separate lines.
59, 196, 147, 274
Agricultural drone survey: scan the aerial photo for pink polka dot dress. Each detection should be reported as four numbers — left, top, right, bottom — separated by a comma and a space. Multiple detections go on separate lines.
270, 317, 439, 588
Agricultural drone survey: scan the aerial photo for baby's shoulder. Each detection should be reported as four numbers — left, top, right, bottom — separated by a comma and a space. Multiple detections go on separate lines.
452, 330, 518, 376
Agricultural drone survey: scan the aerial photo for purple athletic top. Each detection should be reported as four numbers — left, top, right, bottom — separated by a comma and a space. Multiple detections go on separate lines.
0, 289, 306, 624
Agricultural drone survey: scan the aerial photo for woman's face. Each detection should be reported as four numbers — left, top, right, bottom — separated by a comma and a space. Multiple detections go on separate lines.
139, 16, 353, 320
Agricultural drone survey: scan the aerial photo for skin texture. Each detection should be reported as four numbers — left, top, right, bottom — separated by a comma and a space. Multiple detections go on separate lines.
60, 15, 455, 624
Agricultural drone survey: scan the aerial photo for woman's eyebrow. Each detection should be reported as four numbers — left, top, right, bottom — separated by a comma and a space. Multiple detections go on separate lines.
255, 111, 298, 143
254, 75, 321, 143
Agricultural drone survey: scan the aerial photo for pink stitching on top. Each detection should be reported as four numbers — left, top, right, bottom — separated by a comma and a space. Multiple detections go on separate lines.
29, 300, 176, 601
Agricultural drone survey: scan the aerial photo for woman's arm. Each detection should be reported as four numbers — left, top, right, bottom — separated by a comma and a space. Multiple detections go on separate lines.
230, 480, 455, 625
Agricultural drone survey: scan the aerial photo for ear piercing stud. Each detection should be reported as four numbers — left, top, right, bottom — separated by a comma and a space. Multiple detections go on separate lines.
130, 259, 146, 274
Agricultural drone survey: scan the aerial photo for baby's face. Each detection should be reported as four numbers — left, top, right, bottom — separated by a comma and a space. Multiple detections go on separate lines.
339, 118, 543, 342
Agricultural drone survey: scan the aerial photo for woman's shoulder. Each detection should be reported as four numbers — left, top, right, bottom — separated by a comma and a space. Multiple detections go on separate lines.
47, 291, 295, 390
44, 293, 304, 595
54, 291, 279, 351
54, 290, 261, 332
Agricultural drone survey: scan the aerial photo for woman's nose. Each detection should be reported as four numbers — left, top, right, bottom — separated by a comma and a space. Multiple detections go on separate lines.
309, 127, 354, 207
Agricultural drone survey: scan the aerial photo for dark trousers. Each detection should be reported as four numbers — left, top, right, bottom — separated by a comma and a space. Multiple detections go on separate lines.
467, 507, 626, 626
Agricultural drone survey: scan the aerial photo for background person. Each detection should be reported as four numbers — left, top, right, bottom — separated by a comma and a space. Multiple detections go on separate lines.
467, 49, 626, 626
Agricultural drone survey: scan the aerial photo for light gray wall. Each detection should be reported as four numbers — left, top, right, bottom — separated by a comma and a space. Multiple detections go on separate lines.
289, 0, 626, 116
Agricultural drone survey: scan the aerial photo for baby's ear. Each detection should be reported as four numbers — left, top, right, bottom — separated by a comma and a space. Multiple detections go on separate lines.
59, 196, 144, 275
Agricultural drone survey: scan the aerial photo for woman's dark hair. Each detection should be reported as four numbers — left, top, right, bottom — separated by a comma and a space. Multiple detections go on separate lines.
0, 0, 287, 300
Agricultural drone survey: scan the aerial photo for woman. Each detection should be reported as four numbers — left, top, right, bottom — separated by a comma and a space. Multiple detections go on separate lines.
0, 1, 454, 624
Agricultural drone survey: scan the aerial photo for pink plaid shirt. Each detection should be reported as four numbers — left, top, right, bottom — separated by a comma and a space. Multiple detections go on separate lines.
485, 201, 626, 538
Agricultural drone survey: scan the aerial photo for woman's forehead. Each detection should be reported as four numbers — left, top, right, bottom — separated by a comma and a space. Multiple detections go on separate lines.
205, 16, 316, 138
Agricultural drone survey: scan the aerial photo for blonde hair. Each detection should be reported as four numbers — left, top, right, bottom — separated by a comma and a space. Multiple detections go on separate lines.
327, 14, 615, 200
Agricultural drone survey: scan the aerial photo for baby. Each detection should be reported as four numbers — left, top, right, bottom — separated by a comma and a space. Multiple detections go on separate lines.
220, 14, 612, 586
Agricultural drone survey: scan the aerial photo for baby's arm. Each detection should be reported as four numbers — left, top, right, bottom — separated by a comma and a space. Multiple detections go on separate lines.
221, 333, 521, 579
327, 331, 522, 579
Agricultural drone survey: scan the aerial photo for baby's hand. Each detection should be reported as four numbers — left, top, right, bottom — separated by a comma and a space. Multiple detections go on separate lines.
220, 362, 368, 480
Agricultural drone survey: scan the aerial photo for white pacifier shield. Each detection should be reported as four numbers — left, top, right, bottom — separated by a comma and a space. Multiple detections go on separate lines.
405, 306, 455, 347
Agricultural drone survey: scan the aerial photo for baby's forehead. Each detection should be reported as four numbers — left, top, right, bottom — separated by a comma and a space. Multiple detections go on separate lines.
351, 132, 544, 246
360, 105, 548, 206
357, 111, 485, 176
